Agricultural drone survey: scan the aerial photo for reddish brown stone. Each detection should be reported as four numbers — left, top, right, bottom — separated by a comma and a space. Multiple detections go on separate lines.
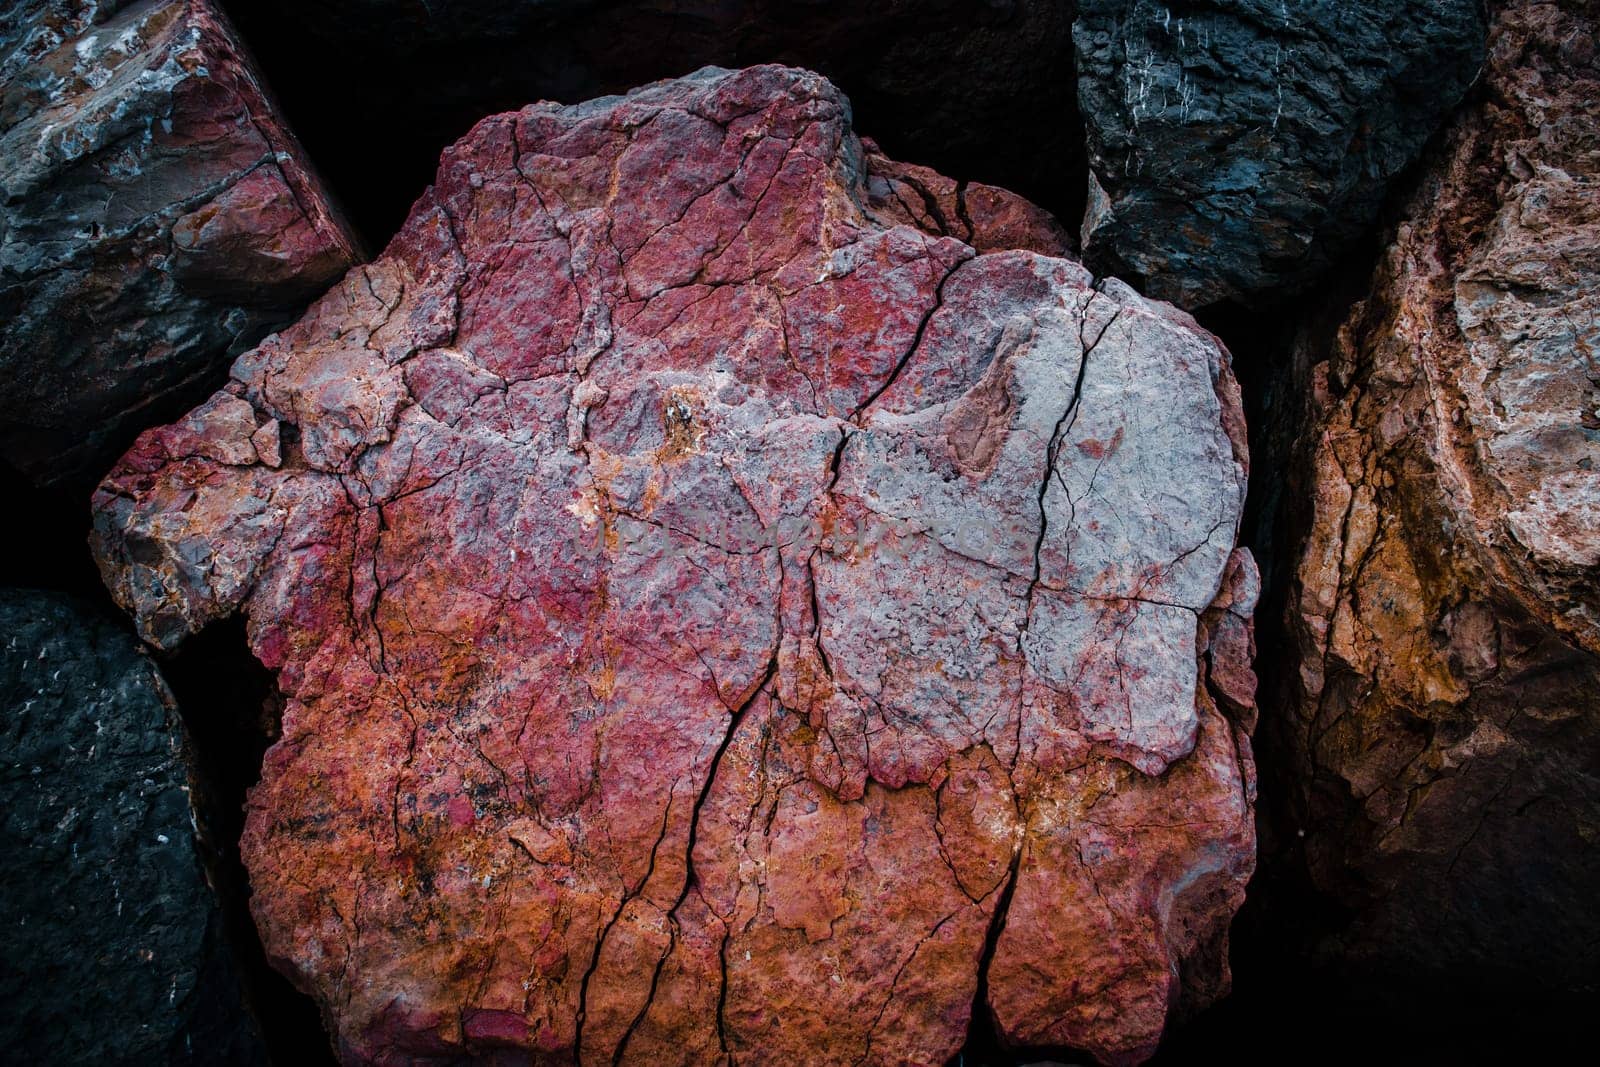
1287, 0, 1600, 991
93, 66, 1256, 1065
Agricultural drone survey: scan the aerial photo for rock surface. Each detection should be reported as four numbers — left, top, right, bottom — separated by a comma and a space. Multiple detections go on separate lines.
0, 0, 360, 487
1287, 0, 1600, 993
222, 0, 1080, 244
1074, 0, 1486, 308
0, 587, 265, 1064
93, 66, 1257, 1065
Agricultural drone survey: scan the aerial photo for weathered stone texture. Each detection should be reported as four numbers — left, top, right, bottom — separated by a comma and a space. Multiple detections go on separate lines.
1288, 0, 1600, 990
0, 588, 264, 1064
1074, 0, 1487, 308
93, 67, 1258, 1065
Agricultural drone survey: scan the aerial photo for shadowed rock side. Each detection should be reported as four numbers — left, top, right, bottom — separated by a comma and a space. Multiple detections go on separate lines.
1074, 0, 1487, 309
92, 67, 1258, 1066
220, 0, 1081, 246
1287, 0, 1600, 995
0, 588, 265, 1064
0, 0, 360, 488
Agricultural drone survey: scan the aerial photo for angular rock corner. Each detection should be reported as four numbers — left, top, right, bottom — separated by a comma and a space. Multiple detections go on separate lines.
1074, 0, 1487, 308
91, 66, 1259, 1063
0, 0, 360, 487
1287, 0, 1600, 989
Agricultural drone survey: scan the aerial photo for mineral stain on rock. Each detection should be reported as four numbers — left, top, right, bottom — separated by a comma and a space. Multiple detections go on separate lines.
92, 66, 1259, 1064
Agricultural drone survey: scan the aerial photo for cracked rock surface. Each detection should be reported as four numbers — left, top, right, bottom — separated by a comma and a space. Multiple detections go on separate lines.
1074, 0, 1486, 308
1288, 0, 1600, 992
0, 0, 360, 487
93, 66, 1258, 1065
0, 588, 264, 1064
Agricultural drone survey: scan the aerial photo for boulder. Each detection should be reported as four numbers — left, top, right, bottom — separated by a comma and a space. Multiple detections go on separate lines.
0, 0, 360, 487
1074, 0, 1486, 308
0, 587, 264, 1063
92, 66, 1258, 1065
1287, 0, 1600, 994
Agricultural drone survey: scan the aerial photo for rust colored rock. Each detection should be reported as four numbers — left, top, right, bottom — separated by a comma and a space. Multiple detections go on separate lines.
1287, 0, 1600, 991
93, 67, 1256, 1065
0, 0, 360, 486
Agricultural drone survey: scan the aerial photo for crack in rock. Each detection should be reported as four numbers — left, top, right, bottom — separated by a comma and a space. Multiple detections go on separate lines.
91, 65, 1259, 1067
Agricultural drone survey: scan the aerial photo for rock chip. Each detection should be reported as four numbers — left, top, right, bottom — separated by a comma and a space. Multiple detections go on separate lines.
93, 66, 1257, 1065
1074, 0, 1486, 308
0, 587, 264, 1063
0, 0, 360, 486
1287, 0, 1600, 993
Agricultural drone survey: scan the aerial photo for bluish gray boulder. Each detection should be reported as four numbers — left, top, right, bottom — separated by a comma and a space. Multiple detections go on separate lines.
1075, 0, 1487, 308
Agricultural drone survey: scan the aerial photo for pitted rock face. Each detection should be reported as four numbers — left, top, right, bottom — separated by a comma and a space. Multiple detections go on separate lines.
93, 66, 1257, 1066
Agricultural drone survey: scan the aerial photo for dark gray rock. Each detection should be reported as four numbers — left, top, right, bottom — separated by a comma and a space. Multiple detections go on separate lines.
1074, 0, 1487, 308
0, 588, 263, 1064
0, 0, 360, 489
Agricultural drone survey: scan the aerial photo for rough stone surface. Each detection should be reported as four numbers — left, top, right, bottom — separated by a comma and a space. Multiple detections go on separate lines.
223, 0, 1081, 244
0, 587, 265, 1064
93, 66, 1257, 1065
1074, 0, 1487, 309
1287, 0, 1600, 993
0, 0, 361, 487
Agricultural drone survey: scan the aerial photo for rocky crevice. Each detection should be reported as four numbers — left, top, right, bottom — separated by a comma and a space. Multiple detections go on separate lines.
162, 618, 338, 1066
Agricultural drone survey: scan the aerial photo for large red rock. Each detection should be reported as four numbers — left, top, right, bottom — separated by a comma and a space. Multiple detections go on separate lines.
1286, 0, 1600, 993
93, 66, 1257, 1065
0, 0, 360, 486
